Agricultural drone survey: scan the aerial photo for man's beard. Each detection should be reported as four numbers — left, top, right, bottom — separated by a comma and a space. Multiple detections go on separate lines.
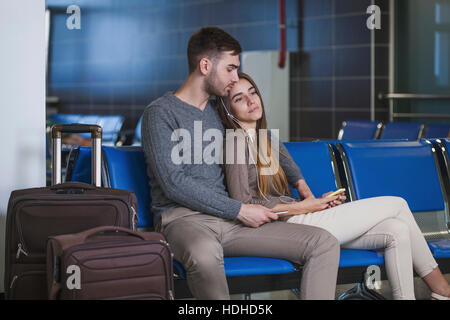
204, 66, 223, 97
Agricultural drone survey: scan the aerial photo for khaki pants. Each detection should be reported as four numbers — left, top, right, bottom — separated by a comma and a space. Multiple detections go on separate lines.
157, 208, 340, 300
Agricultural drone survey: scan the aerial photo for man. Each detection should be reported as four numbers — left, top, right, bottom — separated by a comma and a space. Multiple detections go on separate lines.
141, 27, 340, 300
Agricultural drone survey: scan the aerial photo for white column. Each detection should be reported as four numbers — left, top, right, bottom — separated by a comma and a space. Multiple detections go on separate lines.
0, 0, 46, 293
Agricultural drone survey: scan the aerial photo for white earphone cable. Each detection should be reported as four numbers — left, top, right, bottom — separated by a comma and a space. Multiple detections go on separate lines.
219, 97, 296, 204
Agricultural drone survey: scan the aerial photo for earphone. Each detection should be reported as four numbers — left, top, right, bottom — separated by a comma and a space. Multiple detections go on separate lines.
219, 97, 295, 204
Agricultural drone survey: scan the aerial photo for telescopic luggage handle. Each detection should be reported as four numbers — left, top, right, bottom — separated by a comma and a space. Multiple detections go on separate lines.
51, 124, 102, 187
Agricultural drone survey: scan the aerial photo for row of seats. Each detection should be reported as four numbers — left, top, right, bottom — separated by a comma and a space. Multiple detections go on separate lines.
129, 118, 450, 147
47, 116, 449, 149
64, 138, 450, 298
338, 120, 450, 140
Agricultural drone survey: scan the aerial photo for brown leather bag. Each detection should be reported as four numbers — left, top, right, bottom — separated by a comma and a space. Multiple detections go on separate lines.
4, 124, 138, 299
47, 226, 174, 300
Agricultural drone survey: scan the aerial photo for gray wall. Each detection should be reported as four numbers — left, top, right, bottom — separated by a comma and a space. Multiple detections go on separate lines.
289, 0, 390, 140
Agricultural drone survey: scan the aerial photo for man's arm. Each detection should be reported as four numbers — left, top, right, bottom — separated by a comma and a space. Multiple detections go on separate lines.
294, 178, 315, 199
142, 106, 242, 220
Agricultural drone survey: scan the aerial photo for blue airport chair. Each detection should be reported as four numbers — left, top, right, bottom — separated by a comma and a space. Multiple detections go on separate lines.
102, 146, 152, 228
65, 146, 93, 185
430, 139, 450, 224
380, 122, 424, 140
65, 146, 151, 228
132, 116, 142, 145
337, 140, 450, 260
77, 115, 101, 139
98, 115, 124, 145
425, 138, 450, 181
438, 138, 450, 177
48, 113, 82, 125
283, 141, 342, 198
337, 120, 383, 140
425, 124, 450, 139
317, 139, 409, 194
283, 141, 385, 269
48, 113, 124, 145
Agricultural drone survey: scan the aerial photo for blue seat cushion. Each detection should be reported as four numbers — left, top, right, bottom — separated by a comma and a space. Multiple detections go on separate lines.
428, 240, 450, 258
173, 249, 386, 280
173, 257, 296, 279
339, 249, 384, 267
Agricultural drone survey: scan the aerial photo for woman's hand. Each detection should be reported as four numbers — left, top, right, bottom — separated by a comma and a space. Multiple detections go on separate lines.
288, 196, 338, 215
320, 191, 347, 208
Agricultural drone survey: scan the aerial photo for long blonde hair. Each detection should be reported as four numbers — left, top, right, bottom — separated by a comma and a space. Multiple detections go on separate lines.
217, 72, 290, 198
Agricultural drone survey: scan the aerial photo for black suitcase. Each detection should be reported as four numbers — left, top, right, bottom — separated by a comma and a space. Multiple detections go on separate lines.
4, 124, 138, 300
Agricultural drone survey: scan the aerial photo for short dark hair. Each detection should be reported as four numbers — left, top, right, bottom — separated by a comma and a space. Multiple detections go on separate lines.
187, 27, 242, 74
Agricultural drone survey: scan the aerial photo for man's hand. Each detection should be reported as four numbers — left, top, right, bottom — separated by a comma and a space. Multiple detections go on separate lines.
237, 204, 278, 228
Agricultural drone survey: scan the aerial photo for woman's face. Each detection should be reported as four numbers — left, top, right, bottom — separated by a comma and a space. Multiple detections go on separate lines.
228, 78, 263, 128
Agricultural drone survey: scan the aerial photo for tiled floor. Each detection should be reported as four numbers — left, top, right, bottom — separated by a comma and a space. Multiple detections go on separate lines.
229, 274, 450, 300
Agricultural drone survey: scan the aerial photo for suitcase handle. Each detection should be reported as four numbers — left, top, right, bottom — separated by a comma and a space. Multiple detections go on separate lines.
80, 226, 147, 242
51, 124, 102, 139
49, 182, 97, 192
51, 124, 102, 187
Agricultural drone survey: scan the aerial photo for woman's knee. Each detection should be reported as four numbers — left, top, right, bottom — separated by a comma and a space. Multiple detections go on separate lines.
381, 196, 409, 210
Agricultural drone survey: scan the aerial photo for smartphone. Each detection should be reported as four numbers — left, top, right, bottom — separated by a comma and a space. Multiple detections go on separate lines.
326, 188, 346, 198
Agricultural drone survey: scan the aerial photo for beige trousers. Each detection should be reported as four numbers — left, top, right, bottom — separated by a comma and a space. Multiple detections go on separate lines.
157, 208, 340, 300
287, 196, 438, 300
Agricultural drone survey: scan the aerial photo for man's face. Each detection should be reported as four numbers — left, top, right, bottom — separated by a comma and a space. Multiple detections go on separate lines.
204, 51, 240, 97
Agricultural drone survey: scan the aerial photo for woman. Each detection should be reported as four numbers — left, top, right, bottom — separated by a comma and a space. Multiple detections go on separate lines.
218, 72, 450, 300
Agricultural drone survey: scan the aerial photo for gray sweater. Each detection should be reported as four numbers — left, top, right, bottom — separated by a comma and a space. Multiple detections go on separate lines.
141, 92, 303, 225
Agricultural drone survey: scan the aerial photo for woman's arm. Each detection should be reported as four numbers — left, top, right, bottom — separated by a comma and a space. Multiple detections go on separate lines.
272, 195, 339, 216
293, 178, 346, 208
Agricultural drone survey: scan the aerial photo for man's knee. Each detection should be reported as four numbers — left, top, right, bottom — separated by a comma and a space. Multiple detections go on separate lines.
306, 227, 340, 260
180, 239, 224, 273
